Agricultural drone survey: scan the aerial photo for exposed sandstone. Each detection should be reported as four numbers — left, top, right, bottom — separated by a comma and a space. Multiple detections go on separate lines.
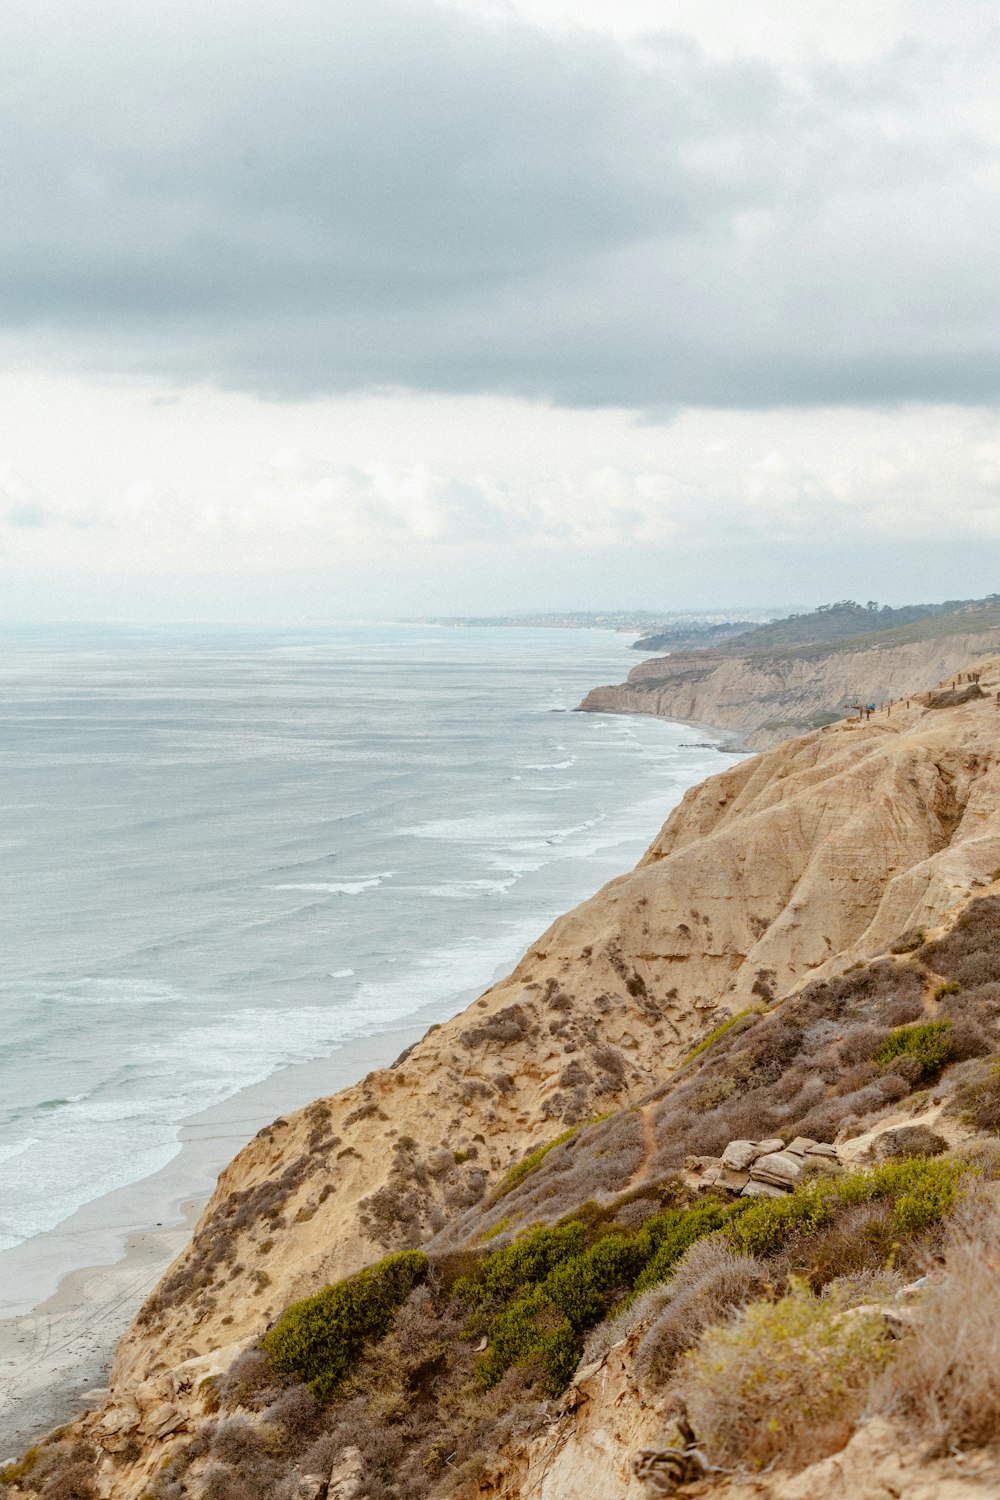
579, 629, 1000, 747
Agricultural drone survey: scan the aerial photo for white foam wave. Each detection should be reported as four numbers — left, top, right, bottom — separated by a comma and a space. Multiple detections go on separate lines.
268, 874, 393, 896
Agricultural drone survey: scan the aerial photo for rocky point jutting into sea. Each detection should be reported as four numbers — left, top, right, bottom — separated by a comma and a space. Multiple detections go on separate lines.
5, 650, 1000, 1499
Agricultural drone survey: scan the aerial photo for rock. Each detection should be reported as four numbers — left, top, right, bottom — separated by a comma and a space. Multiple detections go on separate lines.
755, 1137, 785, 1155
139, 1401, 185, 1439
786, 1136, 819, 1156
807, 1142, 839, 1158
717, 1166, 751, 1191
720, 1140, 759, 1170
742, 1179, 787, 1198
329, 1445, 364, 1499
296, 1477, 327, 1500
750, 1150, 803, 1187
94, 1400, 141, 1452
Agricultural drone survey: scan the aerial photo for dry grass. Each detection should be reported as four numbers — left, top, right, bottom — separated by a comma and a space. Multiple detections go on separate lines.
871, 1196, 1000, 1455
634, 1236, 769, 1388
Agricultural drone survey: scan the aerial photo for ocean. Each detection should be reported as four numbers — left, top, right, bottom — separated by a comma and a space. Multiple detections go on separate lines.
0, 623, 727, 1318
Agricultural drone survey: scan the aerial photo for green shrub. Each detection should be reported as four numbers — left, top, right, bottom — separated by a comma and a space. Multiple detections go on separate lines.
497, 1124, 587, 1195
680, 1279, 892, 1471
456, 1222, 585, 1309
833, 1156, 970, 1235
725, 1184, 832, 1258
873, 1020, 951, 1078
682, 1009, 759, 1067
934, 981, 961, 1000
263, 1249, 428, 1400
461, 1201, 738, 1394
633, 1201, 733, 1292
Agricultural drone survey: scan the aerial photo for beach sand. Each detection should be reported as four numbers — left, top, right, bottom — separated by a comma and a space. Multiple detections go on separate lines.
0, 1006, 459, 1454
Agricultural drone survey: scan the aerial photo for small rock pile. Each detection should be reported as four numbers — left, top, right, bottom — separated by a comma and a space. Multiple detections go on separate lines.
684, 1135, 841, 1198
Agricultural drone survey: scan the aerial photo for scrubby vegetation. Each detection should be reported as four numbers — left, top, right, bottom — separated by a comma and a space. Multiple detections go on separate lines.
263, 1250, 429, 1400
679, 1279, 891, 1472
12, 896, 1000, 1500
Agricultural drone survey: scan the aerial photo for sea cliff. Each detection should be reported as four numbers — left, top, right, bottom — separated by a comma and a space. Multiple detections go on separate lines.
7, 658, 1000, 1499
578, 629, 1000, 748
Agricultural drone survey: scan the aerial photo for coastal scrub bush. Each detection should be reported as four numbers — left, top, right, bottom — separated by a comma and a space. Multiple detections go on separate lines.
678, 1280, 891, 1472
873, 1020, 952, 1078
951, 1059, 1000, 1133
263, 1249, 428, 1399
872, 1202, 1000, 1454
635, 1238, 768, 1388
456, 1200, 739, 1393
890, 927, 926, 954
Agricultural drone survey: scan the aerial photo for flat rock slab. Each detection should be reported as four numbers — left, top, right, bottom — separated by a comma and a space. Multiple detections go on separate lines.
750, 1150, 803, 1186
742, 1180, 787, 1198
720, 1140, 760, 1171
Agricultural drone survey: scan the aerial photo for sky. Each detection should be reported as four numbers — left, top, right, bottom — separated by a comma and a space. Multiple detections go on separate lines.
1, 0, 999, 622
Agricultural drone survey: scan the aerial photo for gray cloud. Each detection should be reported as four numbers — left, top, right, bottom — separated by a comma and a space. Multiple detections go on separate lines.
1, 0, 998, 406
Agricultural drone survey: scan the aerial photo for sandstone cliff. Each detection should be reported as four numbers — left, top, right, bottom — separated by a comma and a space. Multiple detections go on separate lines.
10, 658, 1000, 1500
579, 628, 1000, 748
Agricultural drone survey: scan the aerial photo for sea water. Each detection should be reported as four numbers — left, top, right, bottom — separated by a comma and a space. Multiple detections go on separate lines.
0, 623, 727, 1311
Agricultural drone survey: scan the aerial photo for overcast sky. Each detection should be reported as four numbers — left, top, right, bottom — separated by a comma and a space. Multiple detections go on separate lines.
2, 0, 999, 621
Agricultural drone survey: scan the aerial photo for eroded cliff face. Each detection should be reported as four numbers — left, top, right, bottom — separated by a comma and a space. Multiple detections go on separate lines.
56, 655, 1000, 1497
579, 629, 1000, 747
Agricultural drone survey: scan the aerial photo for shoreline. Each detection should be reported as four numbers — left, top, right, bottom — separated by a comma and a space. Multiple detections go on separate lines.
0, 695, 742, 1453
0, 995, 481, 1453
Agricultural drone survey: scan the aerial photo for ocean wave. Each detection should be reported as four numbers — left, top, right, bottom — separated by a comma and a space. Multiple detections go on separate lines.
268, 874, 394, 896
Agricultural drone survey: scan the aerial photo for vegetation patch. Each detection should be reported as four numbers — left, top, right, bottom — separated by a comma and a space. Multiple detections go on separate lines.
873, 1020, 952, 1078
682, 1009, 760, 1067
679, 1279, 891, 1472
262, 1250, 428, 1400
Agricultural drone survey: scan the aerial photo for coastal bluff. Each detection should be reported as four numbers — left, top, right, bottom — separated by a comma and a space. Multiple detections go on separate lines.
10, 656, 1000, 1498
579, 609, 1000, 749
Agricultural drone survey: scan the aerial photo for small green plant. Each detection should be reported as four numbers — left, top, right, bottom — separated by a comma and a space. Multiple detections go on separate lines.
933, 981, 961, 1000
682, 1009, 759, 1067
873, 1020, 952, 1077
725, 1183, 832, 1258
497, 1123, 587, 1195
263, 1249, 428, 1400
453, 1150, 471, 1165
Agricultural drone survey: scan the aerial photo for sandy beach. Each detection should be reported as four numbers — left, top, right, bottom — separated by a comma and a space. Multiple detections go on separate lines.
0, 1006, 457, 1454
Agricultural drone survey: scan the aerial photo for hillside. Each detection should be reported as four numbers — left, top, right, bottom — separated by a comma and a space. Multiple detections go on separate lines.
582, 596, 1000, 747
6, 659, 1000, 1499
634, 597, 957, 654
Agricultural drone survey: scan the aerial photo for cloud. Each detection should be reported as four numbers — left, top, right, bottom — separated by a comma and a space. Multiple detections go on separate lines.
1, 0, 998, 408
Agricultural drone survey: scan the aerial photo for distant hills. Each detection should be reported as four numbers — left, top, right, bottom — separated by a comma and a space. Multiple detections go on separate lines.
580, 592, 1000, 748
633, 596, 996, 652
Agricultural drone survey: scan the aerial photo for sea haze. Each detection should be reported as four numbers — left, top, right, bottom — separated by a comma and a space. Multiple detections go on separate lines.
0, 623, 727, 1309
